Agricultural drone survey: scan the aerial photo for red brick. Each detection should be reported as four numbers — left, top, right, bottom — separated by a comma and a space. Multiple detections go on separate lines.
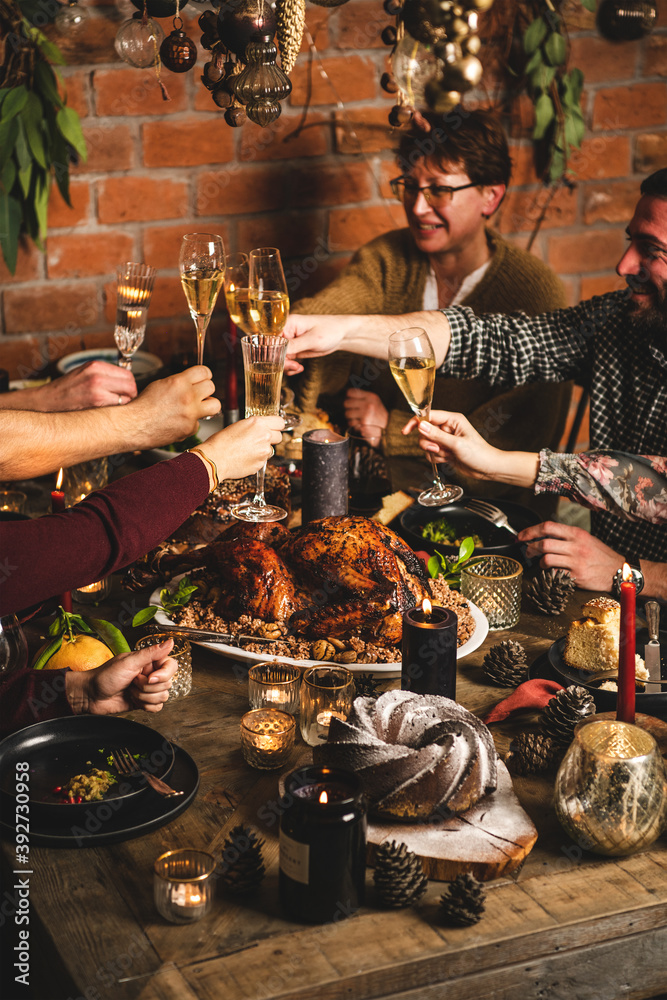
506, 94, 538, 141
289, 56, 376, 106
580, 274, 627, 299
303, 6, 330, 51
0, 337, 44, 379
509, 145, 540, 187
148, 276, 192, 321
561, 0, 596, 31
334, 107, 396, 155
60, 71, 90, 119
47, 232, 136, 280
143, 118, 235, 168
237, 212, 324, 260
634, 132, 667, 173
558, 276, 578, 308
329, 204, 405, 252
97, 177, 187, 224
583, 181, 640, 225
293, 162, 374, 207
547, 230, 626, 274
45, 16, 120, 66
0, 242, 44, 284
196, 165, 290, 217
239, 113, 329, 162
93, 68, 187, 117
592, 83, 667, 130
142, 223, 231, 271
48, 181, 91, 228
568, 136, 631, 181
4, 282, 101, 335
569, 36, 639, 84
497, 186, 578, 235
74, 124, 135, 173
195, 77, 225, 113
332, 1, 387, 50
644, 35, 667, 77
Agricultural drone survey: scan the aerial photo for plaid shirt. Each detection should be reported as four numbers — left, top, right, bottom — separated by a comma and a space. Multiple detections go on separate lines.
444, 290, 667, 564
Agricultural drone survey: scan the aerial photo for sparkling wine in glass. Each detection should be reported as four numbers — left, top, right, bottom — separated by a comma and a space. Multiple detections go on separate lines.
114, 262, 156, 370
231, 334, 289, 523
224, 252, 256, 334
388, 327, 463, 506
179, 233, 225, 366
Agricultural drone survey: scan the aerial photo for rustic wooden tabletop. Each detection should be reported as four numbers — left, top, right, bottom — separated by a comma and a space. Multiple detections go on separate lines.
2, 586, 666, 1000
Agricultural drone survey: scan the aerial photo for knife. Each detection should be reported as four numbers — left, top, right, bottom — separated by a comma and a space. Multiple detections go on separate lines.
644, 601, 661, 684
144, 623, 283, 646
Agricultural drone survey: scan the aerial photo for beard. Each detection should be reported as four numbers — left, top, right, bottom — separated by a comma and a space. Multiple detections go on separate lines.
625, 277, 667, 339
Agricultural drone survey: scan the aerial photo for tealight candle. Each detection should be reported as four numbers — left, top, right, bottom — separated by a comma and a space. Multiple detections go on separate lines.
154, 849, 215, 924
0, 491, 26, 513
299, 666, 354, 747
248, 663, 300, 715
301, 429, 349, 524
240, 708, 295, 769
402, 598, 457, 698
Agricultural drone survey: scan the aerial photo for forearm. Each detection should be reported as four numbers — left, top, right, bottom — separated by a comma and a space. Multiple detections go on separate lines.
640, 560, 667, 600
478, 449, 541, 488
342, 311, 452, 366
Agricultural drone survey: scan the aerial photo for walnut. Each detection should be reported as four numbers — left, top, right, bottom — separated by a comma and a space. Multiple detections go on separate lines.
312, 640, 336, 660
334, 650, 357, 664
257, 622, 283, 639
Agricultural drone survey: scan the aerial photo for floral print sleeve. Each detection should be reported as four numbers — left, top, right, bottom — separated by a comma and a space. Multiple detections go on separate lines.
535, 451, 667, 524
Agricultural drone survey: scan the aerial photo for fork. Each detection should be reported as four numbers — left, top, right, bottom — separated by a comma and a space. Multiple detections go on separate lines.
111, 748, 184, 798
464, 499, 519, 536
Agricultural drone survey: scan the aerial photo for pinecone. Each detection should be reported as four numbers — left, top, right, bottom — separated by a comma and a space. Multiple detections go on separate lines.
373, 840, 428, 908
219, 824, 266, 894
439, 873, 485, 927
482, 640, 529, 687
276, 0, 305, 75
525, 569, 575, 615
507, 732, 560, 775
541, 685, 596, 748
354, 672, 382, 698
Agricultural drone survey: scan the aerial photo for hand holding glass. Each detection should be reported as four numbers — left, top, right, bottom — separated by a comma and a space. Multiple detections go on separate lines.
114, 262, 156, 370
179, 233, 225, 365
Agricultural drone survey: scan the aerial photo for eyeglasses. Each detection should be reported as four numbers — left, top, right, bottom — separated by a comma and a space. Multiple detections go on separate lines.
389, 176, 478, 205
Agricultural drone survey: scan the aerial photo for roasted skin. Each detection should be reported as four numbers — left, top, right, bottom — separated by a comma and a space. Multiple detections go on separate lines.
210, 535, 303, 622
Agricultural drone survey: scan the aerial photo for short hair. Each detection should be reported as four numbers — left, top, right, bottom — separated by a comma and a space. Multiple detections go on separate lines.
640, 169, 667, 198
395, 107, 512, 187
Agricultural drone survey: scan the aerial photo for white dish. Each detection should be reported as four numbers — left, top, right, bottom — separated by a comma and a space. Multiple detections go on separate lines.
56, 348, 163, 377
150, 579, 489, 676
146, 414, 225, 464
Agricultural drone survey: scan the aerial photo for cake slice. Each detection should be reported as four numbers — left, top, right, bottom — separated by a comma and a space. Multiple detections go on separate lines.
564, 597, 621, 675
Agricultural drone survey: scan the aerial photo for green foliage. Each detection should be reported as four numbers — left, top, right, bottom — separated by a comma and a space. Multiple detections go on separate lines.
427, 536, 475, 589
132, 576, 198, 627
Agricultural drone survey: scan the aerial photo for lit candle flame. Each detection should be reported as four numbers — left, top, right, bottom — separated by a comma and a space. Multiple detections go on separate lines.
622, 562, 633, 583
319, 790, 328, 804
118, 284, 149, 304
229, 281, 236, 293
56, 468, 64, 490
422, 597, 432, 617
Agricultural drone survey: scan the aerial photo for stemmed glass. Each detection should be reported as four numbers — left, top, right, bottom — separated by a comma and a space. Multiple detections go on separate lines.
388, 327, 463, 506
114, 262, 156, 370
231, 334, 289, 523
224, 252, 254, 334
179, 233, 225, 366
0, 615, 28, 674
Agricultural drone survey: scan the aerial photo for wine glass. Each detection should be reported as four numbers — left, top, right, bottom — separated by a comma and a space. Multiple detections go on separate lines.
0, 615, 28, 674
231, 334, 289, 523
388, 327, 463, 506
114, 262, 156, 370
224, 252, 254, 334
179, 233, 225, 366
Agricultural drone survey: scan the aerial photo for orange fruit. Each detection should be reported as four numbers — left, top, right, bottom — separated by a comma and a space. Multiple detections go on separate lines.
42, 635, 113, 672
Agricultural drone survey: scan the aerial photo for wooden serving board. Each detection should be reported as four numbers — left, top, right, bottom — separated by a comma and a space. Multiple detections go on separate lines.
366, 761, 537, 882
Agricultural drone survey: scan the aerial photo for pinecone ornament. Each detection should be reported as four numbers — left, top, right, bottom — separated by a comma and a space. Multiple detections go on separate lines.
373, 840, 428, 908
439, 873, 485, 927
525, 569, 575, 615
482, 640, 529, 687
507, 732, 560, 775
275, 0, 305, 75
541, 685, 595, 749
219, 824, 266, 894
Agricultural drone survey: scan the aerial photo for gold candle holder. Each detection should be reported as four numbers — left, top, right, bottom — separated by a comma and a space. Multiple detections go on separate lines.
240, 708, 295, 769
460, 555, 522, 631
154, 849, 215, 924
0, 490, 26, 513
73, 577, 112, 604
299, 665, 355, 747
135, 633, 192, 700
248, 662, 300, 714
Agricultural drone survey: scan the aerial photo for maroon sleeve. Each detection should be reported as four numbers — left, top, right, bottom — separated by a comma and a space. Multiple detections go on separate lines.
0, 668, 73, 739
0, 452, 210, 615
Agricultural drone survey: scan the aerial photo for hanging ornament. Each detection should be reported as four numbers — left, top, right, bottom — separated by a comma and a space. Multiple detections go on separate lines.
212, 58, 243, 107
115, 11, 165, 68
597, 0, 657, 40
217, 0, 277, 60
308, 0, 350, 6
160, 16, 198, 72
199, 9, 220, 49
224, 95, 247, 126
275, 0, 305, 76
234, 33, 291, 127
391, 32, 441, 110
130, 0, 190, 17
54, 0, 89, 32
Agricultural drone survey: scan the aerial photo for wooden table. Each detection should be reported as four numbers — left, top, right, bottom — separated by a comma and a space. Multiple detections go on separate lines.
2, 588, 667, 1000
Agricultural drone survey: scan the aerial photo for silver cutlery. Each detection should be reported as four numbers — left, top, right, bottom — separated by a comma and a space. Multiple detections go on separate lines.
464, 499, 519, 536
644, 601, 662, 683
144, 623, 281, 646
111, 747, 183, 798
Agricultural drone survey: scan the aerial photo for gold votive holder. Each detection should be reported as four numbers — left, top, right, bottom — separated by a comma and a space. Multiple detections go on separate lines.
460, 555, 523, 630
300, 665, 355, 747
73, 576, 112, 604
154, 849, 215, 924
0, 490, 26, 513
248, 662, 300, 715
136, 633, 192, 700
240, 708, 295, 770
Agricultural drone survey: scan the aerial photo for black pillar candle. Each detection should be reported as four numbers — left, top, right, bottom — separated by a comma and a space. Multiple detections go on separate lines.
301, 429, 348, 524
401, 603, 458, 698
279, 765, 367, 924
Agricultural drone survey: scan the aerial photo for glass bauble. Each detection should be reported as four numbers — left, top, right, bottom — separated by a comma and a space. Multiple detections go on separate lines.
130, 0, 190, 17
160, 26, 198, 72
55, 1, 89, 31
115, 15, 165, 67
390, 33, 441, 110
234, 35, 291, 126
217, 0, 277, 59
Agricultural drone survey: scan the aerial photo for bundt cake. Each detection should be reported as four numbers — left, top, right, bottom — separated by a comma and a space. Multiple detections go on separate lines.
313, 690, 498, 821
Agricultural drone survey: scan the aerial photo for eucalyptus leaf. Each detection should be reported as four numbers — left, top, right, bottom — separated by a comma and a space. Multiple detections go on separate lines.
0, 195, 21, 272
549, 148, 566, 184
523, 16, 548, 55
1, 159, 17, 195
18, 158, 32, 200
0, 88, 11, 109
33, 34, 67, 66
564, 113, 585, 149
56, 106, 87, 163
2, 86, 28, 121
524, 50, 542, 76
0, 118, 19, 174
533, 92, 555, 140
531, 64, 556, 92
14, 120, 31, 173
33, 169, 50, 241
544, 31, 566, 67
21, 93, 47, 169
34, 61, 63, 109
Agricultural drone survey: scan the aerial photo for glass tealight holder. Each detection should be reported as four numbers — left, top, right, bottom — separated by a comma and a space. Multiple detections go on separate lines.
248, 662, 300, 715
460, 555, 523, 630
300, 665, 355, 747
0, 490, 26, 513
135, 633, 192, 700
73, 576, 113, 605
154, 849, 215, 924
240, 708, 295, 770
63, 458, 110, 505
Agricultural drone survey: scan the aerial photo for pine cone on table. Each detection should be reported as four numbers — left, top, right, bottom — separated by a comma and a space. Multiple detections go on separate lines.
219, 825, 266, 894
541, 685, 596, 749
439, 873, 486, 927
525, 569, 576, 615
373, 840, 428, 909
354, 672, 382, 698
482, 640, 529, 687
507, 732, 561, 775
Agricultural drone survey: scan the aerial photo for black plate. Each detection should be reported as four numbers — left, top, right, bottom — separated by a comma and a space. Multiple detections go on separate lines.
0, 716, 175, 820
0, 743, 198, 847
399, 498, 540, 561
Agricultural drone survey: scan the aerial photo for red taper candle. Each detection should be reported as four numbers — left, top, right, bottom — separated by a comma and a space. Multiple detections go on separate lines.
616, 562, 636, 724
51, 468, 72, 613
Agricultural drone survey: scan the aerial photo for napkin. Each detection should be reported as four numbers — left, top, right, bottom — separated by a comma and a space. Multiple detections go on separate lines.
482, 679, 564, 725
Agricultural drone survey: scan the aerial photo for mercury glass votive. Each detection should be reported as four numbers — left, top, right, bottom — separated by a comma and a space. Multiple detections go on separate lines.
154, 849, 215, 924
460, 555, 522, 630
300, 665, 355, 747
136, 633, 192, 700
248, 662, 300, 714
0, 490, 26, 513
240, 708, 295, 769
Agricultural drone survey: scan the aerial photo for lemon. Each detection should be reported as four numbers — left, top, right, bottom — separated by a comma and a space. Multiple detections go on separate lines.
42, 635, 114, 672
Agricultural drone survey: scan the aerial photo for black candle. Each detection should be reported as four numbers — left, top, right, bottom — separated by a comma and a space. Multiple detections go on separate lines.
279, 765, 366, 924
301, 429, 349, 524
401, 602, 458, 698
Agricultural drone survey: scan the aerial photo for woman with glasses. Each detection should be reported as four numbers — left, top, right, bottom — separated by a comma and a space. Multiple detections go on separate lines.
291, 107, 572, 517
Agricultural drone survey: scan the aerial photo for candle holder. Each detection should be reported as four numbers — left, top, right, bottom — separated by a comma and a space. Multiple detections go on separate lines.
72, 576, 113, 605
300, 665, 355, 747
248, 662, 300, 714
135, 633, 192, 700
555, 717, 667, 856
240, 708, 295, 769
402, 602, 457, 697
62, 458, 110, 506
0, 490, 26, 513
154, 849, 215, 924
460, 555, 522, 631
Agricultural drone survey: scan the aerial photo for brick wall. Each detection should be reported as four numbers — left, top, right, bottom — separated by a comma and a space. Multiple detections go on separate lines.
2, 0, 667, 449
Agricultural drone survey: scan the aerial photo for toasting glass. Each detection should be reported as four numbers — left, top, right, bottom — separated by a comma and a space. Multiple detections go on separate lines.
388, 327, 463, 505
0, 615, 28, 674
224, 252, 254, 334
179, 233, 225, 366
114, 262, 156, 369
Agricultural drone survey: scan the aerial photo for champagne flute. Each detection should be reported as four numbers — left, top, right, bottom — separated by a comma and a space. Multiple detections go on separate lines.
224, 252, 255, 334
179, 233, 225, 366
114, 262, 156, 370
388, 327, 463, 506
231, 334, 289, 523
